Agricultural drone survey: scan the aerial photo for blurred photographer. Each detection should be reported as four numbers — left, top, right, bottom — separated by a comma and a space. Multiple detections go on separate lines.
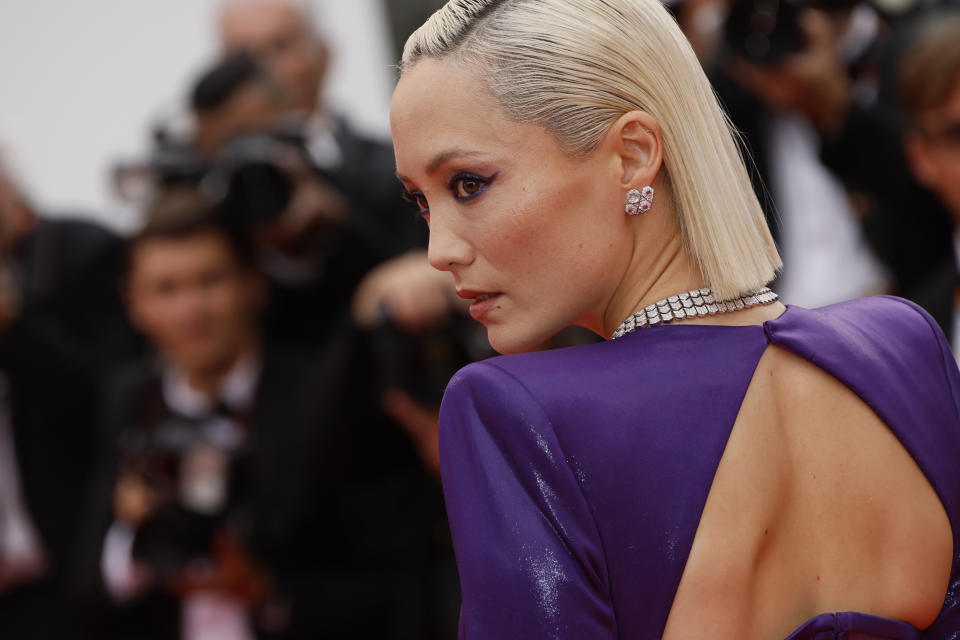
713, 0, 890, 307
0, 153, 139, 369
211, 10, 479, 633
217, 0, 463, 340
75, 188, 352, 639
116, 50, 383, 348
215, 0, 487, 487
0, 152, 140, 639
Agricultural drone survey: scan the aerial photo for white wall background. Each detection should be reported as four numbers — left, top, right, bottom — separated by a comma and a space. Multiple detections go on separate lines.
0, 0, 396, 231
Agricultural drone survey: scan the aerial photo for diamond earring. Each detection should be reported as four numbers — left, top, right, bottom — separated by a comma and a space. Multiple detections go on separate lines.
625, 186, 654, 215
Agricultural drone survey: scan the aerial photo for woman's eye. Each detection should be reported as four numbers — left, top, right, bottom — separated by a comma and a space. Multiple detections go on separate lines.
454, 177, 484, 198
401, 189, 429, 214
451, 173, 498, 201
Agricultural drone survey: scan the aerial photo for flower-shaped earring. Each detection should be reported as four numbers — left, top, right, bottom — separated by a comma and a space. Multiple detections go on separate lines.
625, 186, 655, 215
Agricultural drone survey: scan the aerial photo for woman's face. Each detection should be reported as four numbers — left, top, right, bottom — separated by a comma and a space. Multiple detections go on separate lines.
391, 58, 632, 354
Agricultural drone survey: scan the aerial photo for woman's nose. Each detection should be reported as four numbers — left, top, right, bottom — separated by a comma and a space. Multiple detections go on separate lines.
427, 212, 474, 272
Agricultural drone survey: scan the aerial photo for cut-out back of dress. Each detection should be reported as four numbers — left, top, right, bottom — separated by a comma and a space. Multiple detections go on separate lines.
664, 341, 952, 638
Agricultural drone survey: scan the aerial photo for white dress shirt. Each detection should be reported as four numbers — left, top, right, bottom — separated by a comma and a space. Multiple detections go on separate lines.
768, 113, 889, 307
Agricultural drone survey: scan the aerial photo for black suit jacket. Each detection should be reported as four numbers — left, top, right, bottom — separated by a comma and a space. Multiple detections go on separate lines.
329, 120, 427, 259
75, 331, 448, 639
74, 339, 353, 639
0, 218, 141, 640
259, 121, 427, 349
908, 252, 958, 344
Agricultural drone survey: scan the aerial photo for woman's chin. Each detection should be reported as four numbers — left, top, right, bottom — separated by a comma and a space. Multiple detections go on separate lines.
485, 325, 553, 356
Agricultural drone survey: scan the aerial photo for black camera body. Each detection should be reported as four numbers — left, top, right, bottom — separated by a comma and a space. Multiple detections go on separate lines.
723, 0, 864, 66
115, 125, 315, 229
118, 417, 246, 584
724, 0, 808, 66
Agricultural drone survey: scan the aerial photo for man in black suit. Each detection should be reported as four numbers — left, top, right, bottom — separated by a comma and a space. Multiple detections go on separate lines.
73, 187, 366, 639
189, 49, 386, 347
0, 155, 141, 640
216, 0, 460, 337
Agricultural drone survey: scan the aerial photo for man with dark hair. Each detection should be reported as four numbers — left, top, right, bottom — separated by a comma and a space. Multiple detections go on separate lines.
901, 11, 960, 352
75, 187, 357, 639
190, 51, 286, 160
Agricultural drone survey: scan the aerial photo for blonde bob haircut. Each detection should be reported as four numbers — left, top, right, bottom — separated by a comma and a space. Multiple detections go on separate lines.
401, 0, 781, 299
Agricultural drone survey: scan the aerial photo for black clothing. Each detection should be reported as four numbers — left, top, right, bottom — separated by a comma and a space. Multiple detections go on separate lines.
259, 122, 425, 349
710, 23, 955, 298
907, 252, 958, 343
818, 98, 954, 296
0, 217, 141, 640
75, 340, 350, 639
76, 334, 449, 639
328, 120, 426, 259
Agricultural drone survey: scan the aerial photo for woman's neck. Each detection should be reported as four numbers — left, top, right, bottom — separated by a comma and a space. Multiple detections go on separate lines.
600, 231, 704, 338
600, 231, 785, 337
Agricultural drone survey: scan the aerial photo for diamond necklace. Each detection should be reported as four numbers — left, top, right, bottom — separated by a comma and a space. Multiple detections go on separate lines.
611, 287, 780, 339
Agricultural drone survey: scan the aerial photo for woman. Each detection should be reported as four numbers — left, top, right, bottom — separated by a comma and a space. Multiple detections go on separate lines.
390, 0, 960, 638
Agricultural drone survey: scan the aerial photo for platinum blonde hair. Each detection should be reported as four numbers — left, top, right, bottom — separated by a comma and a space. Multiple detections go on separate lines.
400, 0, 781, 299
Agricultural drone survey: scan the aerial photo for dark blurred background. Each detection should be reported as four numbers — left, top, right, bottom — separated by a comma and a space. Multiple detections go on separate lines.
1, 0, 959, 638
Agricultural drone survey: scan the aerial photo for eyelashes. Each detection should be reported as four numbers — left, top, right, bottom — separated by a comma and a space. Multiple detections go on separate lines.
400, 171, 499, 219
400, 188, 429, 217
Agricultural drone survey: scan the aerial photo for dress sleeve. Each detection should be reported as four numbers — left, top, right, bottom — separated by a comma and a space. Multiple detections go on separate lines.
439, 361, 616, 639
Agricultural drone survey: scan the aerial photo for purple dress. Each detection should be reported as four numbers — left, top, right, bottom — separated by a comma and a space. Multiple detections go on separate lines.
438, 297, 960, 639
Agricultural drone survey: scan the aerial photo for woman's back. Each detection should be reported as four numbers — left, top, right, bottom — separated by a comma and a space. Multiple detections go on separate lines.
439, 297, 960, 638
665, 343, 952, 639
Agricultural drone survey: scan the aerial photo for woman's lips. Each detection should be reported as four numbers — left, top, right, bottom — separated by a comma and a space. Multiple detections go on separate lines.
468, 293, 502, 322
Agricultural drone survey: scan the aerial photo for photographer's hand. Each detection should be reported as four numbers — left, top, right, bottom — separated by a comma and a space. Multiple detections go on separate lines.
352, 250, 465, 334
113, 473, 161, 528
170, 531, 270, 606
262, 147, 348, 249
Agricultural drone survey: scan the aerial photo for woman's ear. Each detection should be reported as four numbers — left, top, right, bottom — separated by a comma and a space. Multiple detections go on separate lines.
607, 111, 664, 189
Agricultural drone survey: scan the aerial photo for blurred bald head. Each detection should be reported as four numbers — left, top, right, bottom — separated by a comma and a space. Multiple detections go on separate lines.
218, 0, 328, 115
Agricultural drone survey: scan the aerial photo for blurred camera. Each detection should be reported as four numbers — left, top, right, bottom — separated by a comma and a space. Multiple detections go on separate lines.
118, 416, 245, 583
724, 0, 807, 65
368, 310, 495, 407
114, 50, 313, 227
114, 124, 312, 228
722, 0, 861, 66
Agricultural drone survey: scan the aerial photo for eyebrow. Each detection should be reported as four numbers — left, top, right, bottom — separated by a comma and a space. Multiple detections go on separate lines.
395, 148, 484, 183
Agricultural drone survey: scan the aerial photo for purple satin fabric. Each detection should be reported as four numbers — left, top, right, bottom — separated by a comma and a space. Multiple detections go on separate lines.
439, 297, 960, 639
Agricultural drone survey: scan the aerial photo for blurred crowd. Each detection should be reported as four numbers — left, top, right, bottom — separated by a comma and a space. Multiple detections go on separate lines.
0, 0, 958, 638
